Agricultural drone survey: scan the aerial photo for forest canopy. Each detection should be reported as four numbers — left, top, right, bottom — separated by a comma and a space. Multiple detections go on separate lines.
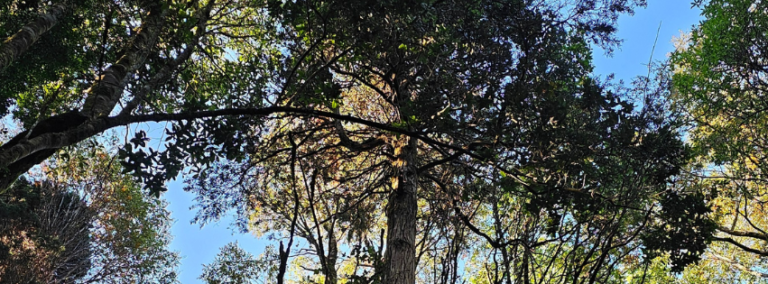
0, 0, 767, 283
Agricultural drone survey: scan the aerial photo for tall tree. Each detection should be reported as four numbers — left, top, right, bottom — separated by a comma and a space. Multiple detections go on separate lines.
186, 1, 701, 283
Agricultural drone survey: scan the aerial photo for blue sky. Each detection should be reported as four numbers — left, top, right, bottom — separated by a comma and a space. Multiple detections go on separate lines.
591, 1, 702, 81
163, 1, 704, 283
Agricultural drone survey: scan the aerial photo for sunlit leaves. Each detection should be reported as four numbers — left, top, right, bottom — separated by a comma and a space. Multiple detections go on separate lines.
669, 0, 768, 280
200, 242, 278, 284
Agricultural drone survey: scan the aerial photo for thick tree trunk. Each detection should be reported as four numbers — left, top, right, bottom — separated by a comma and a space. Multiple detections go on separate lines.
0, 3, 67, 74
383, 138, 418, 284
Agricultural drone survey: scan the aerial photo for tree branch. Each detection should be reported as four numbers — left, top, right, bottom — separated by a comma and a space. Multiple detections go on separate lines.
713, 236, 768, 256
0, 106, 485, 192
0, 3, 67, 73
718, 227, 768, 241
81, 2, 168, 118
119, 0, 216, 116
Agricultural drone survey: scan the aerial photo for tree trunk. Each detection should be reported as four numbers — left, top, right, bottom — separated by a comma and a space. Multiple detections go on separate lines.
0, 3, 67, 74
324, 223, 338, 284
383, 137, 418, 284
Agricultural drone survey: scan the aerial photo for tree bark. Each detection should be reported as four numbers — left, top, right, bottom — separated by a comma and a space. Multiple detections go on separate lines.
0, 3, 67, 74
81, 2, 167, 118
324, 224, 338, 284
383, 137, 418, 284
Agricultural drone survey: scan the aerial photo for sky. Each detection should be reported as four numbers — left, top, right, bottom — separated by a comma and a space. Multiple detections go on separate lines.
163, 1, 705, 283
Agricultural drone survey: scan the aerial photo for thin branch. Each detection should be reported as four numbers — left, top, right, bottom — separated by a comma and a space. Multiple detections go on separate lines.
713, 236, 768, 256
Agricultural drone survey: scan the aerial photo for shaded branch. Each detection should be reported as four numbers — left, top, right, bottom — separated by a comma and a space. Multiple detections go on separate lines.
119, 0, 216, 116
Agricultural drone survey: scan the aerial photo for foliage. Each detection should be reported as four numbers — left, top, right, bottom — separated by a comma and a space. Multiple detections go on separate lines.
178, 0, 699, 282
0, 178, 93, 283
0, 0, 110, 123
0, 139, 180, 283
669, 0, 768, 280
641, 191, 716, 272
47, 141, 181, 283
0, 0, 732, 283
200, 242, 278, 284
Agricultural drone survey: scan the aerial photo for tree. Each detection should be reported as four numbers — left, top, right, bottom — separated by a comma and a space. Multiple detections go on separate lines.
669, 0, 768, 280
47, 142, 181, 283
186, 1, 701, 282
0, 179, 93, 283
0, 0, 206, 190
0, 0, 102, 116
0, 142, 181, 283
200, 242, 278, 284
0, 0, 708, 283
